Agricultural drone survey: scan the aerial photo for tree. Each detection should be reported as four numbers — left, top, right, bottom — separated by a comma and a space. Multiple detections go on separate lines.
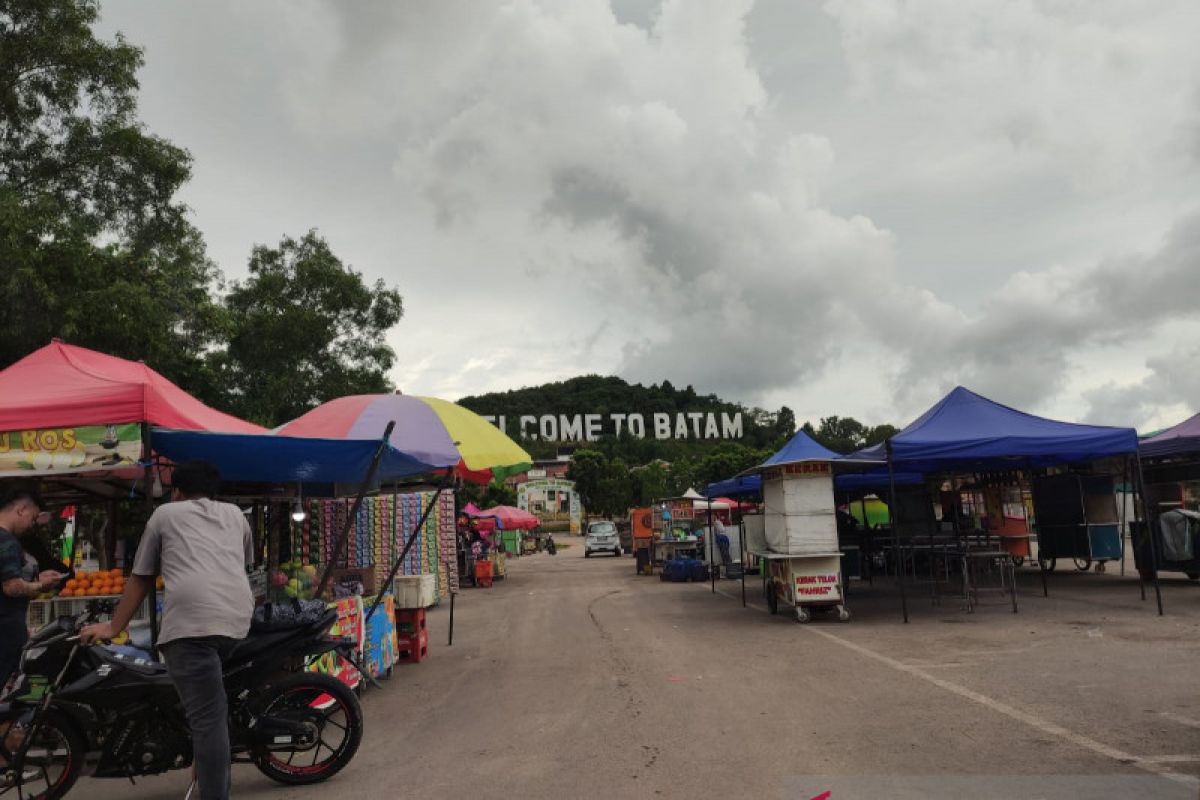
774, 405, 796, 440
803, 416, 871, 454
0, 0, 225, 390
214, 230, 403, 426
567, 449, 609, 521
864, 424, 898, 447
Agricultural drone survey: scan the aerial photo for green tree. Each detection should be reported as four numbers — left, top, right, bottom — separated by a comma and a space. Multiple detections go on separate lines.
0, 0, 224, 391
566, 449, 608, 521
864, 424, 898, 446
214, 230, 403, 426
774, 405, 796, 440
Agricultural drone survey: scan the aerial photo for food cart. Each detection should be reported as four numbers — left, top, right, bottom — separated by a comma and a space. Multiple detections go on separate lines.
1031, 473, 1122, 572
753, 459, 850, 622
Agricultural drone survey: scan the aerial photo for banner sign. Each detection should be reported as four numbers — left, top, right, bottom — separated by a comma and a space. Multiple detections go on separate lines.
761, 461, 831, 482
0, 423, 141, 477
480, 411, 743, 442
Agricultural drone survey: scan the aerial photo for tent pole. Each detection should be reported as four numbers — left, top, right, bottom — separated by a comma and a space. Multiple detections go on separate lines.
316, 421, 396, 599
367, 471, 453, 621
140, 423, 160, 656
739, 518, 746, 608
447, 571, 456, 646
708, 502, 715, 593
886, 441, 909, 623
860, 494, 872, 586
1119, 457, 1129, 577
1133, 450, 1164, 615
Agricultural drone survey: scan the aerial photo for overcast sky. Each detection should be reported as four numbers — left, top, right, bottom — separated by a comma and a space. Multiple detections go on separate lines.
96, 0, 1200, 431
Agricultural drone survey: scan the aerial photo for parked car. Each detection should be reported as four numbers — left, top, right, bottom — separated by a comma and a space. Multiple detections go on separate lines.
585, 520, 622, 557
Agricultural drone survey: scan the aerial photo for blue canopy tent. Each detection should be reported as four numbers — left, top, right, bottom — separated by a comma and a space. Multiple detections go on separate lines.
853, 386, 1137, 471
849, 386, 1156, 619
151, 428, 448, 489
699, 430, 885, 606
703, 473, 762, 499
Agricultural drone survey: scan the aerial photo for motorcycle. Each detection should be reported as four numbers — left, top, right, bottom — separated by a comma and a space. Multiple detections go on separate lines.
0, 599, 364, 799
545, 533, 557, 555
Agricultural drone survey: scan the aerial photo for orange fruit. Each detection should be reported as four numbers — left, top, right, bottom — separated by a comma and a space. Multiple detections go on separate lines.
110, 568, 122, 577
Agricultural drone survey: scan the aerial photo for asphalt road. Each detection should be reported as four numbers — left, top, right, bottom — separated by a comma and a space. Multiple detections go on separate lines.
81, 542, 1200, 799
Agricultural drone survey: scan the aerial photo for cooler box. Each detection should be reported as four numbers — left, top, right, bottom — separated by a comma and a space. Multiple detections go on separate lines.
764, 511, 838, 554
392, 574, 438, 608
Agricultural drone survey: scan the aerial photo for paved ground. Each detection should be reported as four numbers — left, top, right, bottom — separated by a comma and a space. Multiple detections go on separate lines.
82, 541, 1200, 799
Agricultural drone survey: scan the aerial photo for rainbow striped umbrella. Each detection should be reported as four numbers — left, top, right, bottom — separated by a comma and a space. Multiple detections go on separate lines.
276, 394, 531, 483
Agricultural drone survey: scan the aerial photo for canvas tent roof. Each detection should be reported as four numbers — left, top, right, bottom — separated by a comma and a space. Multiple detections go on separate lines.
0, 341, 262, 433
760, 429, 844, 468
151, 428, 441, 487
853, 386, 1137, 471
1140, 412, 1200, 460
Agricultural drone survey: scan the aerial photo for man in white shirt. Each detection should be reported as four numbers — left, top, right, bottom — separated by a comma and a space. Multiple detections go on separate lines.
82, 460, 254, 800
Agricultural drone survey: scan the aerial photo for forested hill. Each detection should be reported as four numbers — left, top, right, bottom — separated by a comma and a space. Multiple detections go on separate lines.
457, 375, 795, 462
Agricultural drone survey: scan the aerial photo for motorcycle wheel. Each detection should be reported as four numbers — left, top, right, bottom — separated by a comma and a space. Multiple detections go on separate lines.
251, 673, 363, 786
0, 709, 85, 800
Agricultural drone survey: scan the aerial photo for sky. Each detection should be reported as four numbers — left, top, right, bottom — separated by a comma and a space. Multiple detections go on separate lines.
95, 0, 1200, 432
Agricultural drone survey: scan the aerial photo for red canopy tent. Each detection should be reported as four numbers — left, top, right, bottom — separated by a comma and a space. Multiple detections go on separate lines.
0, 340, 263, 433
464, 503, 540, 531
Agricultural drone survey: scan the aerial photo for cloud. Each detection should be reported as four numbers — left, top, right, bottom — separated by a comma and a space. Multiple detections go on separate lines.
1084, 340, 1200, 429
95, 0, 1200, 427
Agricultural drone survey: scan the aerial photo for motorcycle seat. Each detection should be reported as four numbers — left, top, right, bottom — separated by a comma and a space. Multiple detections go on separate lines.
96, 645, 170, 677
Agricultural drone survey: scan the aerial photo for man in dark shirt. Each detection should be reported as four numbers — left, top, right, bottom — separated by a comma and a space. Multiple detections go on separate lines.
0, 483, 65, 688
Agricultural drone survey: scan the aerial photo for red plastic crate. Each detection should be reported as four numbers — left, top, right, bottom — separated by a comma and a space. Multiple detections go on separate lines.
474, 561, 493, 588
397, 630, 428, 665
394, 607, 426, 636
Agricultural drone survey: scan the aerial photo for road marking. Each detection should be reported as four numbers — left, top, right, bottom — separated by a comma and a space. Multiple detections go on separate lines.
802, 625, 1199, 790
710, 585, 1200, 790
1160, 712, 1200, 730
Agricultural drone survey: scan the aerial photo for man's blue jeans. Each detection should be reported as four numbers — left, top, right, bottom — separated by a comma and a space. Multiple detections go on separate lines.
161, 636, 237, 800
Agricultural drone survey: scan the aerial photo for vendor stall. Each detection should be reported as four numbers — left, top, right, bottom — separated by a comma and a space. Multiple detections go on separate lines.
1136, 412, 1200, 580
748, 431, 860, 623
850, 386, 1152, 619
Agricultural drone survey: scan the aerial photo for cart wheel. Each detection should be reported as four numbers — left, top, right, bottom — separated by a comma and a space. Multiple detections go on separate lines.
1094, 561, 1106, 574
837, 606, 851, 622
1038, 554, 1056, 573
1073, 557, 1092, 572
794, 607, 810, 624
1187, 572, 1200, 581
765, 582, 779, 615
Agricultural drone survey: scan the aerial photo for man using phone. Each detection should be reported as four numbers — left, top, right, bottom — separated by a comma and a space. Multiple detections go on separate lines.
0, 483, 65, 689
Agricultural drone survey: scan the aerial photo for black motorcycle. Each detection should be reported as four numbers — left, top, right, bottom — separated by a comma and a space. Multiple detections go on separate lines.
545, 533, 557, 555
0, 600, 364, 799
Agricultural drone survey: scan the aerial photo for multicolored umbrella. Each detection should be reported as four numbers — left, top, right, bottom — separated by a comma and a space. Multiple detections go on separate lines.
276, 394, 531, 484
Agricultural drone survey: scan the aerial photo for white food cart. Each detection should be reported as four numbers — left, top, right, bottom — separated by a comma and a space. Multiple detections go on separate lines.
756, 459, 851, 623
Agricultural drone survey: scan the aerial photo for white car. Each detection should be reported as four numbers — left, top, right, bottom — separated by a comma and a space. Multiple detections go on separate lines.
584, 520, 622, 557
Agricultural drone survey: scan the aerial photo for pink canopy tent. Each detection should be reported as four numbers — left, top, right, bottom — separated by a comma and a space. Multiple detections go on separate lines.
0, 340, 263, 433
465, 504, 540, 530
